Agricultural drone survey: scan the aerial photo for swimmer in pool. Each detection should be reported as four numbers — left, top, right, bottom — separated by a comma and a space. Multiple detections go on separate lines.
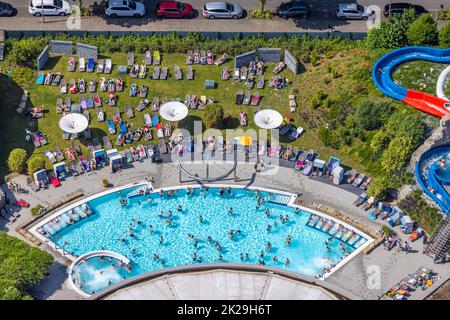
228, 207, 233, 215
199, 215, 204, 223
149, 225, 154, 233
227, 187, 232, 196
177, 204, 182, 211
285, 258, 290, 265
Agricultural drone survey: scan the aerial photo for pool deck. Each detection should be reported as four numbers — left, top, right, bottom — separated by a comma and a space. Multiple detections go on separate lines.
2, 161, 449, 300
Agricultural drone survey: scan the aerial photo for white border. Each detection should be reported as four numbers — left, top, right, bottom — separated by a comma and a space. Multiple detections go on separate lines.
28, 182, 373, 284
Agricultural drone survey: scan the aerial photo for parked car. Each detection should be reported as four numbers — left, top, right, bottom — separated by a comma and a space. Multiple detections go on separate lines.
202, 2, 243, 19
155, 1, 194, 18
383, 3, 427, 17
336, 3, 374, 20
0, 1, 15, 16
276, 1, 309, 18
105, 0, 145, 18
28, 0, 71, 16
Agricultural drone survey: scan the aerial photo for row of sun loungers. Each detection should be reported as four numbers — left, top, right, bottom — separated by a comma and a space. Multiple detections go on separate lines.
235, 90, 260, 106
186, 50, 214, 65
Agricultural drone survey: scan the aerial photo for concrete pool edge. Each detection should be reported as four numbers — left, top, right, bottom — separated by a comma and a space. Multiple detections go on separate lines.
26, 181, 374, 296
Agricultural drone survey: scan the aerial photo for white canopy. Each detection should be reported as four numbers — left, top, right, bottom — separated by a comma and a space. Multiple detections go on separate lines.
58, 113, 88, 133
159, 101, 188, 122
254, 109, 283, 129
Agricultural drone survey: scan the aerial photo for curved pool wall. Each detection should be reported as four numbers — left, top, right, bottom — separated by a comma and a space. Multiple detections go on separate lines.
416, 146, 450, 215
68, 251, 130, 297
29, 182, 373, 296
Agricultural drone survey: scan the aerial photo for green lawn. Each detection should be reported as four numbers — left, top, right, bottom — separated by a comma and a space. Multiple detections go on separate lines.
0, 48, 386, 177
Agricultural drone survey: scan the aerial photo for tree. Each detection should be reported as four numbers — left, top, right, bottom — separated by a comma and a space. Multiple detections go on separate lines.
370, 131, 390, 158
407, 13, 438, 46
439, 22, 450, 47
7, 148, 27, 174
367, 175, 393, 199
203, 104, 224, 129
355, 100, 393, 131
27, 156, 45, 176
385, 113, 425, 147
380, 136, 415, 173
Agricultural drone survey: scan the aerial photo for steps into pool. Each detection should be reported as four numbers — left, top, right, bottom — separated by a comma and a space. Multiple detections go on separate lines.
267, 194, 291, 205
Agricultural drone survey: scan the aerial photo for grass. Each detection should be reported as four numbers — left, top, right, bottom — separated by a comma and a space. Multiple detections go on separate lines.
0, 48, 391, 177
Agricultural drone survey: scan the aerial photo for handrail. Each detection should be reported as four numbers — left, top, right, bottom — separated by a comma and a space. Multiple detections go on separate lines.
178, 159, 237, 182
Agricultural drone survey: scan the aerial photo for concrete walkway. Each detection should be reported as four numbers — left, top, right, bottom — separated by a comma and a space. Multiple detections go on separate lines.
2, 161, 449, 300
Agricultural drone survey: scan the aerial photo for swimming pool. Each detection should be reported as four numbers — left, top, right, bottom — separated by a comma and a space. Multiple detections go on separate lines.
32, 184, 370, 296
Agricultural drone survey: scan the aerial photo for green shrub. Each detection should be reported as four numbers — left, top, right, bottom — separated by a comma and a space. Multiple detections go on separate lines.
102, 179, 110, 188
6, 37, 49, 68
309, 51, 320, 66
439, 22, 450, 47
0, 232, 53, 300
7, 148, 27, 174
381, 225, 395, 237
407, 13, 438, 46
438, 9, 450, 20
355, 100, 393, 131
203, 104, 224, 129
250, 9, 273, 19
27, 156, 45, 176
30, 204, 43, 216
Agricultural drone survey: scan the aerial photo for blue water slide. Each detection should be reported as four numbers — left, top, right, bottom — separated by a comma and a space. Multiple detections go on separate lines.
372, 46, 450, 101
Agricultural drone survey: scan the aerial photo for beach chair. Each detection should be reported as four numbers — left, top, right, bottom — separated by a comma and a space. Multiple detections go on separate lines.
80, 94, 88, 110
153, 51, 161, 65
56, 98, 64, 114
214, 53, 227, 66
235, 90, 244, 105
60, 79, 67, 94
104, 59, 112, 74
130, 84, 138, 97
36, 71, 45, 85
51, 72, 62, 86
160, 67, 168, 80
186, 65, 194, 80
126, 105, 134, 118
79, 58, 86, 72
153, 66, 160, 80
152, 97, 160, 111
83, 110, 90, 122
233, 68, 240, 80
64, 96, 71, 108
97, 107, 104, 122
93, 93, 101, 107
62, 131, 70, 140
243, 90, 251, 105
68, 56, 76, 72
145, 50, 152, 65
88, 79, 96, 92
240, 67, 248, 80
140, 85, 148, 98
207, 51, 213, 65
289, 95, 297, 112
186, 50, 193, 64
138, 65, 147, 79
127, 52, 134, 66
257, 75, 265, 89
113, 107, 120, 121
198, 96, 207, 110
87, 58, 95, 72
107, 119, 116, 135
144, 113, 152, 126
87, 95, 94, 108
251, 92, 260, 106
200, 50, 207, 64
103, 136, 113, 150
222, 67, 229, 80
136, 99, 149, 112
174, 65, 182, 80
78, 79, 86, 93
97, 59, 104, 73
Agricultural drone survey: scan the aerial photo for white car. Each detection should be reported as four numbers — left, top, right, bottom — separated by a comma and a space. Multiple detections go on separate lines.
105, 0, 145, 18
336, 3, 374, 20
29, 0, 71, 16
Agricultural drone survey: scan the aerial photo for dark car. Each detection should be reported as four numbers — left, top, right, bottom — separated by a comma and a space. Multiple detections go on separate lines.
0, 1, 16, 16
277, 1, 309, 18
155, 1, 194, 18
383, 3, 427, 17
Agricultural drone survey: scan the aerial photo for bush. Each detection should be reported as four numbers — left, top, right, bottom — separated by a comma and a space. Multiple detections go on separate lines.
309, 51, 320, 66
355, 100, 393, 131
102, 179, 110, 188
7, 149, 27, 174
381, 225, 395, 237
380, 136, 415, 173
6, 37, 49, 68
0, 232, 53, 300
250, 9, 273, 19
203, 104, 224, 129
30, 204, 43, 216
439, 22, 450, 47
407, 14, 438, 46
27, 156, 45, 176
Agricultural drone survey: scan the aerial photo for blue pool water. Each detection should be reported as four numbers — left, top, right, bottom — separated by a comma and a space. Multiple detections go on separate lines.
48, 186, 363, 294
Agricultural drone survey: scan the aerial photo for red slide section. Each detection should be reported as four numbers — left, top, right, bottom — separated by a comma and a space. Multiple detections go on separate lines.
402, 90, 450, 118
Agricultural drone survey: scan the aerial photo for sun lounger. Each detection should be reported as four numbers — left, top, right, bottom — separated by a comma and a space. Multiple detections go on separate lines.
97, 59, 104, 73
130, 83, 138, 97
174, 65, 182, 80
93, 93, 101, 107
159, 141, 168, 154
103, 136, 113, 150
153, 51, 161, 65
151, 97, 160, 111
198, 96, 207, 110
153, 66, 160, 80
160, 67, 168, 80
97, 106, 104, 122
64, 96, 71, 108
144, 113, 152, 126
243, 90, 251, 105
251, 92, 260, 106
207, 51, 213, 65
353, 192, 368, 207
36, 71, 45, 85
186, 50, 193, 64
289, 95, 297, 112
233, 68, 240, 80
78, 79, 86, 93
51, 72, 62, 86
89, 79, 96, 92
83, 110, 90, 121
145, 50, 152, 65
240, 67, 248, 80
127, 52, 134, 66
56, 98, 64, 114
99, 77, 107, 91
80, 94, 88, 110
352, 174, 366, 187
235, 90, 244, 105
200, 50, 207, 64
257, 75, 265, 89
186, 65, 194, 80
246, 76, 254, 89
239, 112, 248, 126
107, 119, 116, 135
273, 61, 286, 74
45, 150, 57, 164
140, 85, 148, 98
105, 59, 112, 74
87, 58, 94, 72
136, 99, 149, 112
68, 56, 76, 72
62, 131, 70, 140
138, 65, 147, 79
222, 67, 229, 80
126, 104, 134, 118
79, 58, 86, 72
113, 107, 120, 121
214, 53, 228, 66
69, 79, 77, 94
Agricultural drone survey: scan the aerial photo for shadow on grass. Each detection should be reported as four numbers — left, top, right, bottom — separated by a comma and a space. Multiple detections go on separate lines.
0, 75, 36, 181
179, 115, 204, 136
43, 56, 63, 71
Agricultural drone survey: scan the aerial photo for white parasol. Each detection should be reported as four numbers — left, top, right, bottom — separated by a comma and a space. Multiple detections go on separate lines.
254, 109, 283, 129
159, 101, 188, 122
58, 113, 89, 133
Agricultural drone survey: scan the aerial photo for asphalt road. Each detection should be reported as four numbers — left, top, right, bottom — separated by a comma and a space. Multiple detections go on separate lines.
0, 0, 448, 32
